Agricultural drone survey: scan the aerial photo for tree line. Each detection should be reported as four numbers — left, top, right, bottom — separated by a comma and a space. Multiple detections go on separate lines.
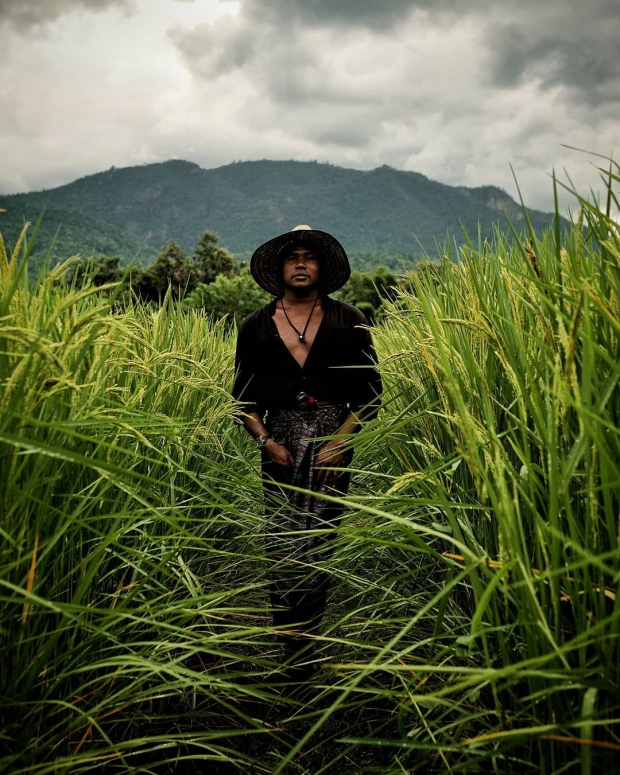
70, 231, 436, 323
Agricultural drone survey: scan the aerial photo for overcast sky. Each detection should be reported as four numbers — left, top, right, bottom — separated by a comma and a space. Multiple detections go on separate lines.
0, 0, 618, 213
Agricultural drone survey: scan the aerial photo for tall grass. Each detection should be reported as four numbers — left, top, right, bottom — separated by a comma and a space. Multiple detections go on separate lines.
1, 167, 619, 774
0, 239, 279, 773
320, 172, 620, 773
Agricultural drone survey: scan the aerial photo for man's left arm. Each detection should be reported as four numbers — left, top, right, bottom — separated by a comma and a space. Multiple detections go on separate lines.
315, 409, 364, 488
315, 318, 382, 488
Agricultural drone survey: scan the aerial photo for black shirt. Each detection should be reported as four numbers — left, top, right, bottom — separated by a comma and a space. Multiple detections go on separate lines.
232, 297, 382, 416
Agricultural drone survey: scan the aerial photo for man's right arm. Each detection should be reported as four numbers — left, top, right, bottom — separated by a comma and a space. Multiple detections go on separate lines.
232, 316, 294, 472
240, 410, 294, 471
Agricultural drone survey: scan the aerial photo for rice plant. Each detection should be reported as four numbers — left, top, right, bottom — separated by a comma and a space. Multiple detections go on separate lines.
316, 169, 620, 773
0, 237, 280, 773
1, 165, 619, 774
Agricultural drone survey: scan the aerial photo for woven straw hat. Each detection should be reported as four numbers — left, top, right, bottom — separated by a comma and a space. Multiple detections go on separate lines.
250, 225, 351, 297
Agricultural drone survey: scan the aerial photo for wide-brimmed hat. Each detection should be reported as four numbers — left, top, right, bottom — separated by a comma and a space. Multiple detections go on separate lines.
250, 225, 351, 297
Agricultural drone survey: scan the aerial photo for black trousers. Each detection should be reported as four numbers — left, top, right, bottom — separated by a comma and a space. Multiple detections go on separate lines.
262, 404, 352, 658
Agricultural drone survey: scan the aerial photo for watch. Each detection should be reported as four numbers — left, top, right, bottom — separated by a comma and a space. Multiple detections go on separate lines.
255, 435, 273, 448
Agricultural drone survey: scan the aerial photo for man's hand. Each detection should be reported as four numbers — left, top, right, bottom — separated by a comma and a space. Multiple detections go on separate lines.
263, 440, 295, 475
315, 438, 346, 489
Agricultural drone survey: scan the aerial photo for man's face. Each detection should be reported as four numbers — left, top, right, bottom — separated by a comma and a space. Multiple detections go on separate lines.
282, 245, 320, 292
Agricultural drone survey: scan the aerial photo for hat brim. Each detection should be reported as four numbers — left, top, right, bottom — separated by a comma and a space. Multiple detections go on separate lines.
250, 229, 351, 297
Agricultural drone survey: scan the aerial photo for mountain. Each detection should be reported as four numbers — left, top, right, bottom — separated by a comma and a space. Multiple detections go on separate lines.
0, 159, 562, 266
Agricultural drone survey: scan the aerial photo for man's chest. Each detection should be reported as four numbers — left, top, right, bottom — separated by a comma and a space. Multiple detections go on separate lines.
272, 307, 325, 369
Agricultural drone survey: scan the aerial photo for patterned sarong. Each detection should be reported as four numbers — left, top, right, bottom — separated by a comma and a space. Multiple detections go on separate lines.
261, 403, 352, 650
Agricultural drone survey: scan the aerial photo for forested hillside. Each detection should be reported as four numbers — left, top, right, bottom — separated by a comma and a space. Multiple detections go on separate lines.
1, 159, 562, 261
0, 195, 156, 266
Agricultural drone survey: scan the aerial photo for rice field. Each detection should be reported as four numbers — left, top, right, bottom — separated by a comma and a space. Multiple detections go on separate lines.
1, 172, 619, 774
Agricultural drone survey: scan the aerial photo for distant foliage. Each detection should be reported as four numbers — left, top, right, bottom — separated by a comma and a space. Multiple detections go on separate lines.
337, 265, 400, 321
347, 251, 423, 273
69, 254, 125, 287
0, 196, 156, 270
69, 231, 242, 305
132, 232, 240, 303
193, 230, 238, 284
62, 231, 441, 325
132, 240, 190, 301
184, 269, 270, 325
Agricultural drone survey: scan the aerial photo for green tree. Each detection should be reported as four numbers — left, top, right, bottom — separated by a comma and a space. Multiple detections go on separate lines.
184, 269, 270, 325
337, 265, 398, 321
193, 230, 238, 284
140, 240, 197, 301
70, 255, 124, 287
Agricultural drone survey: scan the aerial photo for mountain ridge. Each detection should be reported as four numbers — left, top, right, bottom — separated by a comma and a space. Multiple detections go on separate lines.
0, 159, 561, 266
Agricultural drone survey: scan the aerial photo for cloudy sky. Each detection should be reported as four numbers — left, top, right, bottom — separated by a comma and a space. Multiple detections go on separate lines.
0, 0, 618, 212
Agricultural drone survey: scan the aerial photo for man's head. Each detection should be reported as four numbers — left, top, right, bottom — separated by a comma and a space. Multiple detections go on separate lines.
250, 225, 350, 298
280, 244, 320, 295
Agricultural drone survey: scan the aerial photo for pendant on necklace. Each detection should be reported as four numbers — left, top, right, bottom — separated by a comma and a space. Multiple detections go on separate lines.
280, 295, 318, 347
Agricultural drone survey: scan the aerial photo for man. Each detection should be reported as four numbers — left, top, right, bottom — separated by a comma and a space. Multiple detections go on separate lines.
232, 225, 382, 680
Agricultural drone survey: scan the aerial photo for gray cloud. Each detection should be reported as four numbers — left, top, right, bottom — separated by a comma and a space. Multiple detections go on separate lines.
170, 16, 257, 78
172, 0, 620, 105
170, 4, 418, 102
487, 2, 620, 105
0, 0, 134, 30
241, 0, 417, 30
